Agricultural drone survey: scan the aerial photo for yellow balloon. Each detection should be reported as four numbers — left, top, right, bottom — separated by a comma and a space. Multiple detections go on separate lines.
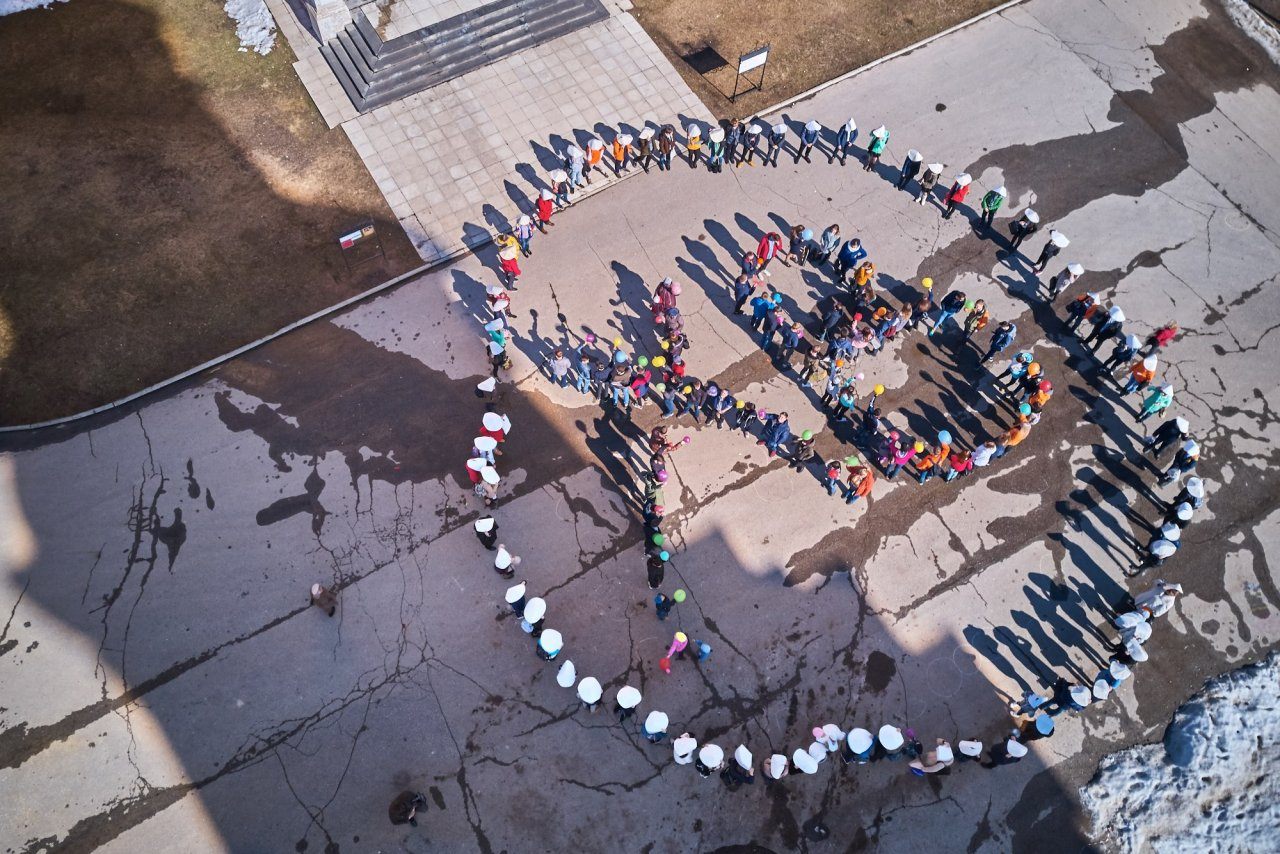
735, 400, 746, 409
914, 441, 925, 452
613, 337, 623, 348
873, 384, 885, 395
682, 385, 692, 394
661, 340, 671, 350
922, 277, 933, 288
652, 356, 667, 367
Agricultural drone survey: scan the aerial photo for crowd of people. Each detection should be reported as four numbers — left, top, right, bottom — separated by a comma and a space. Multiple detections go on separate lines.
428, 106, 1215, 801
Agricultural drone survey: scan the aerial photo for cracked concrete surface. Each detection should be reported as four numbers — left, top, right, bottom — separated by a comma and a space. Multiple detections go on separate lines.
2, 0, 1279, 851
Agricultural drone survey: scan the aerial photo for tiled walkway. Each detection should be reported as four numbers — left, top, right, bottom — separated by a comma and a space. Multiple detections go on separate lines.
265, 0, 713, 262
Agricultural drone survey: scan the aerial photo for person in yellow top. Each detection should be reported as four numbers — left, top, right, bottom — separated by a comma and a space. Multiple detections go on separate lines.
685, 123, 703, 170
585, 138, 605, 182
611, 133, 633, 176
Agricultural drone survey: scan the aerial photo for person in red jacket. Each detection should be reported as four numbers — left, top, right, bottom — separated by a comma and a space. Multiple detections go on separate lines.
535, 189, 555, 232
757, 232, 783, 273
1143, 321, 1179, 356
943, 173, 972, 219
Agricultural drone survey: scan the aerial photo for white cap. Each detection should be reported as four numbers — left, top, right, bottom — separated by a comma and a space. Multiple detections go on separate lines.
768, 754, 788, 777
495, 546, 514, 570
1160, 522, 1181, 542
539, 629, 562, 654
1174, 502, 1193, 521
735, 745, 753, 769
1126, 639, 1149, 662
1070, 685, 1092, 706
686, 124, 701, 138
871, 125, 887, 138
822, 724, 843, 746
792, 748, 819, 774
907, 148, 922, 162
1186, 477, 1205, 498
1125, 334, 1141, 350
311, 583, 323, 596
958, 739, 983, 757
523, 597, 546, 623
1109, 660, 1132, 680
1067, 262, 1084, 276
577, 676, 602, 703
992, 185, 1007, 196
772, 123, 787, 135
1050, 230, 1070, 248
878, 725, 904, 751
588, 138, 603, 150
476, 377, 496, 393
645, 710, 669, 733
1175, 416, 1190, 433
1092, 678, 1112, 700
844, 118, 857, 132
1109, 307, 1126, 323
927, 162, 944, 174
504, 580, 525, 602
474, 435, 498, 452
748, 123, 762, 134
1151, 539, 1178, 557
1024, 209, 1040, 223
1007, 739, 1028, 758
517, 213, 532, 226
1183, 440, 1199, 456
483, 319, 504, 333
557, 659, 577, 687
501, 414, 512, 433
466, 458, 486, 472
481, 466, 500, 485
699, 744, 724, 767
482, 412, 504, 431
807, 742, 828, 762
847, 728, 873, 753
1142, 356, 1158, 370
935, 743, 954, 763
540, 188, 554, 201
1035, 715, 1055, 735
639, 127, 655, 140
566, 145, 583, 158
805, 119, 821, 132
549, 169, 568, 183
617, 686, 641, 709
673, 734, 697, 761
709, 127, 725, 142
955, 173, 972, 186
617, 133, 632, 145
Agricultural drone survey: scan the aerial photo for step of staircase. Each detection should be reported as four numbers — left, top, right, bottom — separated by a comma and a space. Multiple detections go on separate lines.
322, 0, 609, 114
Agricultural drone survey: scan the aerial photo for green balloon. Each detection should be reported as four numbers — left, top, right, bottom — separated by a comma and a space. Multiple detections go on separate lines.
660, 550, 670, 561
652, 533, 664, 545
638, 356, 649, 367
964, 299, 975, 311
844, 455, 860, 466
673, 588, 687, 603
655, 382, 666, 393
801, 430, 813, 440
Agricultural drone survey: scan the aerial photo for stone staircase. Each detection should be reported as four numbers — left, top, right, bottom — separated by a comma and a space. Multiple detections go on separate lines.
322, 0, 609, 113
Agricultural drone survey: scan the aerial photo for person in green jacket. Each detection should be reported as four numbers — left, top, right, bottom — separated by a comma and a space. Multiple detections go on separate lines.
863, 126, 889, 172
979, 185, 1006, 229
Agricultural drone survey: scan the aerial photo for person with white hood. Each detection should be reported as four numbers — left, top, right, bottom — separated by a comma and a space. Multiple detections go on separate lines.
864, 125, 889, 171
474, 515, 498, 550
1145, 416, 1191, 458
1008, 208, 1040, 251
684, 123, 703, 169
842, 728, 875, 764
564, 143, 586, 190
762, 753, 789, 783
556, 659, 576, 688
765, 122, 787, 167
979, 184, 1006, 228
1085, 304, 1125, 353
721, 745, 755, 789
614, 685, 642, 722
897, 149, 923, 191
1162, 499, 1195, 530
792, 747, 820, 774
1049, 262, 1084, 300
1159, 440, 1200, 486
1133, 522, 1181, 572
916, 162, 943, 205
695, 743, 725, 778
831, 118, 858, 165
479, 465, 501, 507
795, 119, 821, 163
957, 739, 983, 763
1171, 476, 1206, 511
1101, 333, 1141, 377
536, 628, 563, 661
877, 724, 906, 760
1136, 383, 1174, 423
1131, 579, 1184, 619
1032, 230, 1069, 273
504, 580, 527, 615
577, 676, 602, 712
520, 597, 546, 638
983, 737, 1028, 768
942, 172, 971, 219
642, 710, 669, 743
493, 544, 520, 578
673, 732, 697, 764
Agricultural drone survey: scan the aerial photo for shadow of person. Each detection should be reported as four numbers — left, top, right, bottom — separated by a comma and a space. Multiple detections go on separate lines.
514, 162, 547, 194
503, 179, 533, 214
963, 625, 1031, 698
704, 217, 745, 261
482, 203, 511, 235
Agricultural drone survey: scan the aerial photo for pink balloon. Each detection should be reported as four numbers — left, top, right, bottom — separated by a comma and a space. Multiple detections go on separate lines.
585, 333, 596, 343
682, 436, 691, 444
855, 372, 865, 380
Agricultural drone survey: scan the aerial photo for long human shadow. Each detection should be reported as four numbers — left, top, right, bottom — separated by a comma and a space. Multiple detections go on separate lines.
1026, 573, 1113, 669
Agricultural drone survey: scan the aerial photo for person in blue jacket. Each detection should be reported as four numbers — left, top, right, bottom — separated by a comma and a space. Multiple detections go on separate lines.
760, 412, 792, 458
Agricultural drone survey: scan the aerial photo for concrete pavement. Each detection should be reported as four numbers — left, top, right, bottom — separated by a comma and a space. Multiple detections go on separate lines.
2, 0, 1279, 851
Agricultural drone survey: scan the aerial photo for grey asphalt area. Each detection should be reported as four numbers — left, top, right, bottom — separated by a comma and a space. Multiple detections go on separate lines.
1, 0, 1279, 851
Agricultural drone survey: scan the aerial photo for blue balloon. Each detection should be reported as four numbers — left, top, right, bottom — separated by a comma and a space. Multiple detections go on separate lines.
801, 228, 813, 241
660, 550, 670, 561
614, 351, 627, 364
938, 430, 953, 444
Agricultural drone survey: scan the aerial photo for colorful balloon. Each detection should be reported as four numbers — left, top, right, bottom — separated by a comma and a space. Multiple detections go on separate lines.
922, 277, 933, 288
585, 333, 596, 344
913, 441, 925, 452
661, 340, 671, 350
938, 430, 952, 444
652, 533, 664, 545
637, 356, 649, 367
801, 430, 813, 440
613, 337, 623, 348
1019, 403, 1032, 416
963, 300, 975, 311
660, 550, 670, 561
673, 589, 686, 603
873, 384, 885, 395
652, 356, 666, 367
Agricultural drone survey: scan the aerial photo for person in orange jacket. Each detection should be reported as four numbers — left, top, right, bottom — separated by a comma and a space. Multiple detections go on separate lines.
1123, 356, 1157, 394
994, 419, 1031, 458
611, 133, 633, 176
844, 464, 875, 505
585, 138, 605, 182
943, 173, 972, 219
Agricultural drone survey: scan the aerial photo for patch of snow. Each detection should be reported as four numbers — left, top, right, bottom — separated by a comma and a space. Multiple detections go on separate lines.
0, 0, 68, 16
1224, 0, 1280, 68
224, 0, 276, 55
1081, 653, 1280, 854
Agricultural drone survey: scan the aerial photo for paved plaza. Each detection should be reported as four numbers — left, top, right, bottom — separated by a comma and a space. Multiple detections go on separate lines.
2, 0, 1279, 851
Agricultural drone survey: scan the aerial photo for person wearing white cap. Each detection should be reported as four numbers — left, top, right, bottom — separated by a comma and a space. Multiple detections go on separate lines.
831, 118, 858, 165
741, 122, 762, 165
684, 123, 702, 169
496, 233, 521, 289
473, 435, 499, 467
1101, 332, 1140, 377
721, 744, 755, 789
556, 659, 576, 688
1048, 262, 1083, 300
1122, 353, 1158, 394
916, 162, 942, 205
610, 132, 633, 176
1032, 230, 1069, 272
485, 282, 516, 321
877, 724, 906, 760
564, 143, 586, 190
642, 710, 669, 743
535, 187, 556, 233
864, 125, 889, 171
1174, 476, 1206, 511
536, 628, 563, 661
474, 515, 498, 550
636, 126, 655, 172
897, 149, 923, 190
577, 676, 602, 712
957, 739, 983, 762
1024, 712, 1056, 741
983, 737, 1028, 768
942, 173, 972, 219
695, 743, 725, 778
705, 126, 726, 173
1159, 439, 1200, 486
520, 596, 546, 636
762, 753, 789, 782
1136, 382, 1174, 423
513, 213, 535, 257
613, 685, 642, 722
309, 582, 337, 617
1145, 415, 1191, 458
979, 184, 1006, 228
1132, 579, 1185, 619
550, 168, 570, 208
909, 738, 955, 774
479, 465, 501, 507
1134, 523, 1180, 573
1163, 499, 1195, 531
842, 728, 875, 764
792, 748, 819, 774
673, 732, 697, 764
1085, 304, 1125, 353
1007, 207, 1040, 251
584, 137, 605, 182
765, 122, 786, 167
657, 124, 676, 170
794, 119, 821, 163
504, 580, 527, 615
1045, 677, 1092, 715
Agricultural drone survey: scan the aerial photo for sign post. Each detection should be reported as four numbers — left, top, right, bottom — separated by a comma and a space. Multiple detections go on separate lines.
337, 221, 386, 271
731, 44, 770, 103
